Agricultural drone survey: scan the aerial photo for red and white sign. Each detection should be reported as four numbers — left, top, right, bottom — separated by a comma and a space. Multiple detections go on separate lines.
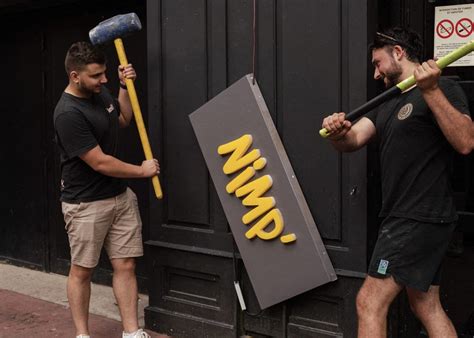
455, 18, 473, 38
436, 19, 454, 39
434, 4, 474, 67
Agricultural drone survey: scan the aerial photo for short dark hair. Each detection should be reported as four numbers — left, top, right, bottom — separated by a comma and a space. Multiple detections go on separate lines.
369, 27, 423, 63
65, 41, 106, 74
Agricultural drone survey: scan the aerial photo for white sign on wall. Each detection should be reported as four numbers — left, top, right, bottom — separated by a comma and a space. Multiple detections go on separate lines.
434, 4, 473, 67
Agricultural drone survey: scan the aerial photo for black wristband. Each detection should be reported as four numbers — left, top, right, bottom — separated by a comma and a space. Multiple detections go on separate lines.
120, 83, 127, 90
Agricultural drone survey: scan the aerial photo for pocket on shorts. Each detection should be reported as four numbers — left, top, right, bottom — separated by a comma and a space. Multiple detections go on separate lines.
126, 188, 142, 231
61, 202, 84, 230
127, 188, 139, 208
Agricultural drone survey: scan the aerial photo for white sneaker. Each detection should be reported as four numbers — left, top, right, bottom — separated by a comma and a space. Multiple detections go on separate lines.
122, 328, 151, 338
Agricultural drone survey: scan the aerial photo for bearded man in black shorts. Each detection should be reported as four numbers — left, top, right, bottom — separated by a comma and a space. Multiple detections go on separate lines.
322, 27, 472, 337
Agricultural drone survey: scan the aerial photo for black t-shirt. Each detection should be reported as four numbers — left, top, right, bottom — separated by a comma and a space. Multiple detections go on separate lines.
366, 78, 470, 223
54, 87, 127, 203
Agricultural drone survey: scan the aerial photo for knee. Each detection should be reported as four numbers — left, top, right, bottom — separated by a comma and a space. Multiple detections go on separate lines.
356, 287, 388, 320
356, 288, 374, 318
410, 298, 439, 320
112, 258, 136, 273
69, 264, 93, 283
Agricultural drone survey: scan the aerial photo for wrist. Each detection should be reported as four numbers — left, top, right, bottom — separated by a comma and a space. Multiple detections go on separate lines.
138, 165, 145, 178
120, 82, 127, 90
420, 85, 440, 98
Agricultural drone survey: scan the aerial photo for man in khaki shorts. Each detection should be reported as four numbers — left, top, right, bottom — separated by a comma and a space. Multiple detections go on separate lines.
53, 41, 159, 338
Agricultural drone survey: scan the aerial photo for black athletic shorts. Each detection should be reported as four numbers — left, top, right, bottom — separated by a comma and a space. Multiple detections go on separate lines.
368, 217, 456, 292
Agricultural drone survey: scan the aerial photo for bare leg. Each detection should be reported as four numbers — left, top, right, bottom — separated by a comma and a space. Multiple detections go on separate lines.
356, 276, 403, 338
111, 257, 139, 333
68, 264, 93, 336
407, 285, 457, 338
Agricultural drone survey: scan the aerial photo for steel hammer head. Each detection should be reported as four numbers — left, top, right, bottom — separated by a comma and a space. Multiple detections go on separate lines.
89, 13, 142, 45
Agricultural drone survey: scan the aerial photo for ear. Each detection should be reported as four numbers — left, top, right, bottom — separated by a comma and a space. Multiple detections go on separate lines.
392, 45, 405, 61
70, 70, 80, 84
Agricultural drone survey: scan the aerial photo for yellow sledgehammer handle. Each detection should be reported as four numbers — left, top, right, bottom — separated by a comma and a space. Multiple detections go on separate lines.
114, 38, 163, 199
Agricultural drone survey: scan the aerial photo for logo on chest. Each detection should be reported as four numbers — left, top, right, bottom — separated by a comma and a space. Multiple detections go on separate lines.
397, 103, 413, 120
105, 103, 115, 114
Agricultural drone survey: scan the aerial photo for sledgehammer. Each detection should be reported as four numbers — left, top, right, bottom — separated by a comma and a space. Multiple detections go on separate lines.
319, 39, 474, 138
89, 13, 163, 199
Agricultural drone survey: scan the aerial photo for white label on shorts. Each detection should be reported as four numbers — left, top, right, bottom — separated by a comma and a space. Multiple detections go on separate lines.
378, 259, 389, 275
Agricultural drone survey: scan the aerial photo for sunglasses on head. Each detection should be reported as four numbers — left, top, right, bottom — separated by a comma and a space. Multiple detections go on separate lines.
375, 32, 405, 45
376, 31, 411, 49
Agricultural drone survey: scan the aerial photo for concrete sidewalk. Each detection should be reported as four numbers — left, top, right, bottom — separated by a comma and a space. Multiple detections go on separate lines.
0, 263, 168, 337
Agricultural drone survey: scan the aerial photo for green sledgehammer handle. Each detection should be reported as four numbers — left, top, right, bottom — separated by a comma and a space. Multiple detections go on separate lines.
320, 39, 474, 138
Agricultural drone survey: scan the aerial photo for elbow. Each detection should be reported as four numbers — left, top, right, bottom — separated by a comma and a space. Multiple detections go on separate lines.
119, 118, 131, 128
95, 158, 114, 174
89, 161, 103, 173
90, 157, 110, 174
118, 112, 132, 128
456, 144, 472, 156
79, 146, 112, 174
95, 164, 107, 174
452, 136, 474, 155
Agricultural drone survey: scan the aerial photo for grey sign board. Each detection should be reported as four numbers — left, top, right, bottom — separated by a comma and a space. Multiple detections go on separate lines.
189, 75, 336, 309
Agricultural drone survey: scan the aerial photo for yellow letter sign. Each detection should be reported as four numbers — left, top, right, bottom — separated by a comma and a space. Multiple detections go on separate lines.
218, 134, 296, 244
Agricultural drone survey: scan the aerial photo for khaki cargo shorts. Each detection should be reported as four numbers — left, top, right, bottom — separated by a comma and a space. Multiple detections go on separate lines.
61, 188, 143, 268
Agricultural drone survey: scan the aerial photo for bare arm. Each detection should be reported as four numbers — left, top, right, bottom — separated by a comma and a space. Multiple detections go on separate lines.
321, 113, 376, 152
415, 60, 472, 155
471, 122, 474, 152
117, 64, 136, 128
80, 145, 159, 178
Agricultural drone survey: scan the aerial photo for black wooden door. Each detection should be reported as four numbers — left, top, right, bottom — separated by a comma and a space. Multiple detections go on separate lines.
0, 0, 150, 289
145, 1, 371, 336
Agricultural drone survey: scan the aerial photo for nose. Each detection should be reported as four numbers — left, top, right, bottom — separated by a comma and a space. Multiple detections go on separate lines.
101, 74, 108, 84
374, 67, 381, 80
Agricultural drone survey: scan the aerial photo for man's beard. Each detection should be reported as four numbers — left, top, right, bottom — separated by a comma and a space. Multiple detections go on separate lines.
383, 59, 403, 88
77, 81, 101, 96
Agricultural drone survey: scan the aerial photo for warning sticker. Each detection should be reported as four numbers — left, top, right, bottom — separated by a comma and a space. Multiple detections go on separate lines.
436, 19, 454, 39
455, 18, 473, 38
434, 4, 474, 67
